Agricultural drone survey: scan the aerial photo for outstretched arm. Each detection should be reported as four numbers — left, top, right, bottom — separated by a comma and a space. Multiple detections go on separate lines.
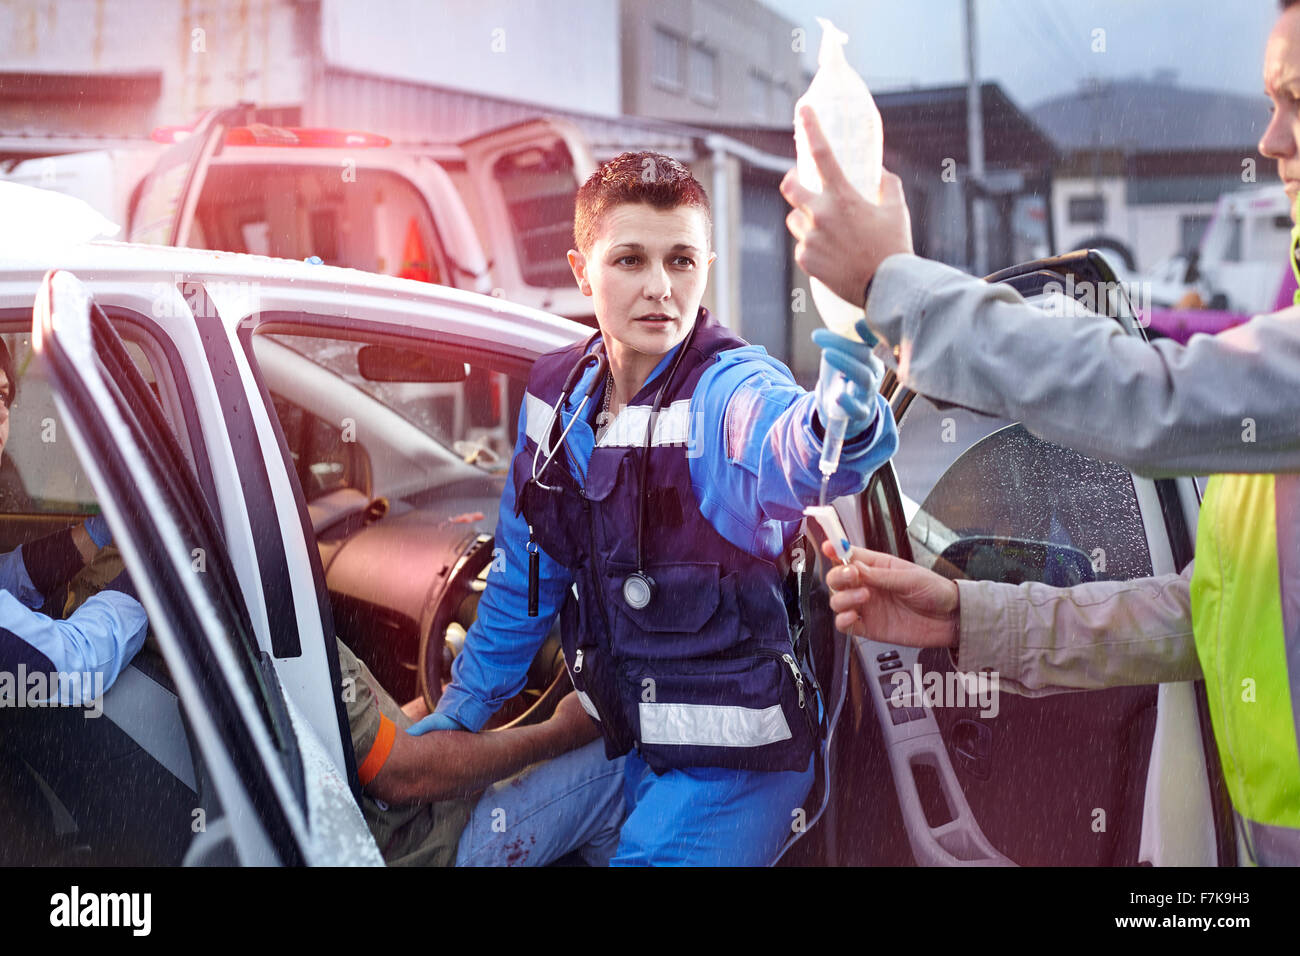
823, 540, 1202, 696
868, 255, 1300, 477
689, 345, 897, 557
781, 103, 1300, 477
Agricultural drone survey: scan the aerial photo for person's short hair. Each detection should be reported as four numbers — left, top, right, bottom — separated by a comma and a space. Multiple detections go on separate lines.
573, 151, 712, 257
0, 338, 16, 409
1284, 0, 1299, 10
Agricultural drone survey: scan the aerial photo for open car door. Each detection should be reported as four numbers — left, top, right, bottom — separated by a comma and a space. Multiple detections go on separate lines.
457, 118, 597, 321
33, 269, 381, 866
831, 250, 1235, 866
127, 106, 247, 247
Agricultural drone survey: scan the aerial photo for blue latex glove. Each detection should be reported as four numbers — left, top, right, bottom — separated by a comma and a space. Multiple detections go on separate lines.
406, 711, 467, 736
83, 515, 112, 549
811, 318, 884, 436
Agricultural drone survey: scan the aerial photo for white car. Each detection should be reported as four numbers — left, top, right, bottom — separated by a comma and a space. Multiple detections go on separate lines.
0, 231, 1231, 866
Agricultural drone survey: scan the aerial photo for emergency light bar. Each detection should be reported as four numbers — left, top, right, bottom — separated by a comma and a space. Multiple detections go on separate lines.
150, 124, 391, 148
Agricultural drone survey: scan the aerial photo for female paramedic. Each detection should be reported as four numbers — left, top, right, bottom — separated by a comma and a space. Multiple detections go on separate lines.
411, 152, 897, 865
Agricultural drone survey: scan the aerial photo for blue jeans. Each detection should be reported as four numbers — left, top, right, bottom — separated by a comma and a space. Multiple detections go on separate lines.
611, 751, 816, 866
455, 740, 627, 866
454, 740, 815, 866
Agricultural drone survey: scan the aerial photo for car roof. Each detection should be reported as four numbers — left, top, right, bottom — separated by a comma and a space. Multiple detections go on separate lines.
208, 144, 465, 167
0, 239, 587, 355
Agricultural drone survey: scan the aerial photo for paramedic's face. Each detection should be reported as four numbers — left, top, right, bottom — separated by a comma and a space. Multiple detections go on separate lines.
1261, 6, 1300, 211
568, 203, 715, 361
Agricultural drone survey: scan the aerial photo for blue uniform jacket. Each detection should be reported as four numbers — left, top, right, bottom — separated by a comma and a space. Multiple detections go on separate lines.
437, 339, 899, 731
0, 537, 147, 705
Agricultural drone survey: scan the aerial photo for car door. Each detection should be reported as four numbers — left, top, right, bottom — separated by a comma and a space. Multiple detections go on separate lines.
191, 268, 581, 722
456, 118, 597, 322
33, 269, 382, 866
126, 106, 246, 247
828, 251, 1233, 866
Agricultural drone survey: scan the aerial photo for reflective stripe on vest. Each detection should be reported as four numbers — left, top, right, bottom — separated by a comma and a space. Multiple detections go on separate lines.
1190, 473, 1300, 863
524, 392, 696, 451
638, 700, 792, 748
524, 390, 559, 455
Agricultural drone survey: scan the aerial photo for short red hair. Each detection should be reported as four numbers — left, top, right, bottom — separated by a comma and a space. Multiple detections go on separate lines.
573, 151, 712, 256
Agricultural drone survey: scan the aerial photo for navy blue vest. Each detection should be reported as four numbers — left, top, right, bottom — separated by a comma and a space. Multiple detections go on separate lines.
513, 309, 816, 774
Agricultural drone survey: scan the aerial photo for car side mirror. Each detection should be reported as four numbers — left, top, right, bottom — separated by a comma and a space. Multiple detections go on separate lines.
938, 536, 1096, 587
357, 345, 468, 383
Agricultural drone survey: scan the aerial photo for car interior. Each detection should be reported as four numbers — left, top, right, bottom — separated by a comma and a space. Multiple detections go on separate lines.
0, 322, 231, 865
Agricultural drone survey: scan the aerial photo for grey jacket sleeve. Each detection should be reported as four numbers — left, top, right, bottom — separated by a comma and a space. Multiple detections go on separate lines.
951, 565, 1202, 696
867, 254, 1300, 477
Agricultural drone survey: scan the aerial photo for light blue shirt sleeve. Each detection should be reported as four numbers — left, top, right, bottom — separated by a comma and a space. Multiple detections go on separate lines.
435, 397, 575, 732
0, 545, 44, 609
0, 589, 147, 705
689, 345, 899, 560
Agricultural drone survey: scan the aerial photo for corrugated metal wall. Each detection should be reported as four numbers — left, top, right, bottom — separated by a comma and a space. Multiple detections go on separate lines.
308, 67, 699, 159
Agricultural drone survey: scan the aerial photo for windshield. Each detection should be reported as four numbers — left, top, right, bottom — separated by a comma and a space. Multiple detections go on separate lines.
253, 331, 521, 510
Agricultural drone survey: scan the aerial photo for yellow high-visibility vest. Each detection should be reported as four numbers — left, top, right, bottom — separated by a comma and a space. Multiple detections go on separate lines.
1190, 473, 1300, 864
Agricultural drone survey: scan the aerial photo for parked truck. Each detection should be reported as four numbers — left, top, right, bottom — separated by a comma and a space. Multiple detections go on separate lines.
4, 105, 598, 324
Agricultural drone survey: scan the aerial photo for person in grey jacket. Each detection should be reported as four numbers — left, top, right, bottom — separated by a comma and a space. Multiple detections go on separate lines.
777, 90, 1300, 694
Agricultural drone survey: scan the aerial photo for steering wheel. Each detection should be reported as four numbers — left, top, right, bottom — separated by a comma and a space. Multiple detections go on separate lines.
417, 532, 571, 729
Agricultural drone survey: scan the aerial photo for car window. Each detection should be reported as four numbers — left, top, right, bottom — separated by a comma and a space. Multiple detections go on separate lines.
0, 326, 208, 865
488, 142, 582, 289
192, 164, 451, 284
0, 331, 162, 517
251, 331, 523, 508
1, 332, 97, 515
897, 395, 1154, 585
269, 391, 364, 503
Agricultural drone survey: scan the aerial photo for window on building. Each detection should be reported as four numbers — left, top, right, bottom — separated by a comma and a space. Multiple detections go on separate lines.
773, 80, 795, 123
653, 27, 684, 91
1222, 215, 1243, 263
689, 43, 717, 104
748, 70, 771, 120
1067, 195, 1106, 225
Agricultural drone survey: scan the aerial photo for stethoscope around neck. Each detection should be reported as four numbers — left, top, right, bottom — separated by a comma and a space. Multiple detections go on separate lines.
526, 323, 698, 613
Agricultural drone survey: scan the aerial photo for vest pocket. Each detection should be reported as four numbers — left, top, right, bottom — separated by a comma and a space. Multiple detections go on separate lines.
607, 562, 748, 659
621, 651, 816, 773
516, 468, 585, 568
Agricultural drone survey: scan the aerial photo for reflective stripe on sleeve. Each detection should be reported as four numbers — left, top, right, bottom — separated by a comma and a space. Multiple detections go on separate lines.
357, 713, 397, 786
638, 701, 791, 748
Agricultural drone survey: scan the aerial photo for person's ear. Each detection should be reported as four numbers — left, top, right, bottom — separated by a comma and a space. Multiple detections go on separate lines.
567, 249, 592, 296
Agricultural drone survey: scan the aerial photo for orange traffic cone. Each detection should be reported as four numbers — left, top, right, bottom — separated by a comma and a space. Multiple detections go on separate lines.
397, 217, 439, 284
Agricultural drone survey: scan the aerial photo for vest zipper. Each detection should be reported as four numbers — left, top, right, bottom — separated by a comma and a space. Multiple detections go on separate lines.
757, 647, 817, 739
781, 653, 807, 710
576, 494, 625, 744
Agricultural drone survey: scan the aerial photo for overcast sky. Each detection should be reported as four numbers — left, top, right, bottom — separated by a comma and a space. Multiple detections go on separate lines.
760, 0, 1279, 109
